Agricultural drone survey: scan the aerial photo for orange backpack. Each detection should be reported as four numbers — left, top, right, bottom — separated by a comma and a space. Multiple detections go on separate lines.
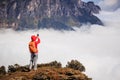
29, 41, 37, 53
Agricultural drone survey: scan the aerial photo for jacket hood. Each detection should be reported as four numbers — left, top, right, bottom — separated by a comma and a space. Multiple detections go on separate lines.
31, 35, 36, 41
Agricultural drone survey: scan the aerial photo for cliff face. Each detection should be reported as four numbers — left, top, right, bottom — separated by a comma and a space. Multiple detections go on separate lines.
0, 0, 103, 30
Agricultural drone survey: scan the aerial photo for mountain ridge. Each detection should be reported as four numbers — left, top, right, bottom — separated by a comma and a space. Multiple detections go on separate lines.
0, 0, 103, 31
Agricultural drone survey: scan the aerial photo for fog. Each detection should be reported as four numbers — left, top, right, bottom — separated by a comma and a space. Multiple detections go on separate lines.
99, 0, 120, 11
0, 8, 120, 80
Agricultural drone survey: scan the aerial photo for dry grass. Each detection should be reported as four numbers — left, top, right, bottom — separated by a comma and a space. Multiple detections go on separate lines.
0, 66, 90, 80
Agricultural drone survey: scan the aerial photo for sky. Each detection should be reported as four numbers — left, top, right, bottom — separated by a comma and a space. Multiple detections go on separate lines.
0, 0, 120, 80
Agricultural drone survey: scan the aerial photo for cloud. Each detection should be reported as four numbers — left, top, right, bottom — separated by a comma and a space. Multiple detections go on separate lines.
99, 0, 120, 11
0, 9, 120, 80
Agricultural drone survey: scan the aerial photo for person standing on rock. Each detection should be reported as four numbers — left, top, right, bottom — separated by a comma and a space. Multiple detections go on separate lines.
29, 34, 40, 70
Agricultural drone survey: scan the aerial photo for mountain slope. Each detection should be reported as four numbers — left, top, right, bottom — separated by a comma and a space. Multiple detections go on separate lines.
0, 60, 92, 80
0, 0, 103, 30
0, 67, 92, 80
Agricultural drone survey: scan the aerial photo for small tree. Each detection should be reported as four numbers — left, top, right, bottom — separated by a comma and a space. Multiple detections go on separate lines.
0, 66, 6, 75
66, 60, 85, 72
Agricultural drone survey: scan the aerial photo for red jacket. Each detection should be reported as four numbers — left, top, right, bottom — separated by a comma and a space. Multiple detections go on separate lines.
29, 35, 40, 53
35, 37, 40, 50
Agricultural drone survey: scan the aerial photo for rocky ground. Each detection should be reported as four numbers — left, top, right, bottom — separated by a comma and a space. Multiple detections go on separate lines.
0, 60, 92, 80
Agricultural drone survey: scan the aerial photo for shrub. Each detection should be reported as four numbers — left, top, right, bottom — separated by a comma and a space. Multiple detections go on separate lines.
0, 66, 6, 75
37, 61, 62, 68
66, 60, 85, 72
8, 65, 16, 73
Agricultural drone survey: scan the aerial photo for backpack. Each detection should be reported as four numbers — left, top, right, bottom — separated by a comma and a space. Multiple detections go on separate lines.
29, 41, 37, 53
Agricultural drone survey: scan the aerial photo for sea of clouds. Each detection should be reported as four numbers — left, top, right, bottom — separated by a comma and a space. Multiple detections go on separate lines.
99, 0, 120, 11
0, 1, 120, 80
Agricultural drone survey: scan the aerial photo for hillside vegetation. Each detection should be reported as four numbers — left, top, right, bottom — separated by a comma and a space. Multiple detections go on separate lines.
0, 60, 92, 80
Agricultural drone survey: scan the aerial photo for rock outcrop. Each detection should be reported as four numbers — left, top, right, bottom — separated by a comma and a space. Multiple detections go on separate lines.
0, 60, 92, 80
0, 0, 103, 30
